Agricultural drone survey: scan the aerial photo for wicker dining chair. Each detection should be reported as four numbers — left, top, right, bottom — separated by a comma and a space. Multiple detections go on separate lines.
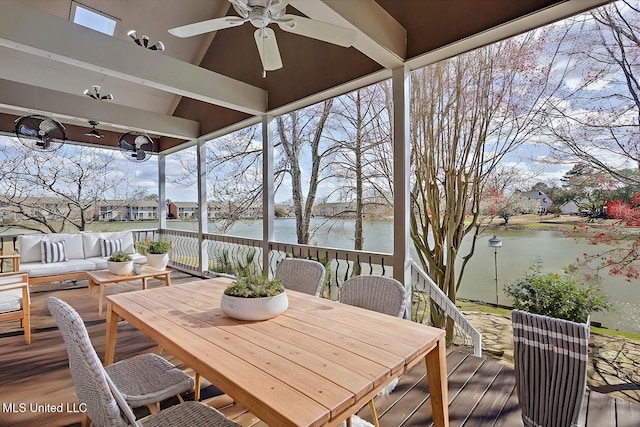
0, 272, 31, 344
47, 297, 238, 427
275, 257, 326, 296
339, 275, 406, 427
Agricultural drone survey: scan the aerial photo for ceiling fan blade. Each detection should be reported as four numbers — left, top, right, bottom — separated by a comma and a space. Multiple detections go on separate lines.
254, 28, 282, 71
278, 15, 356, 47
168, 16, 246, 38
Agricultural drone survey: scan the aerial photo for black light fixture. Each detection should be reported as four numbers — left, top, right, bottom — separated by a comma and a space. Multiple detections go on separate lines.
84, 120, 102, 139
127, 30, 164, 51
84, 85, 113, 101
488, 235, 503, 307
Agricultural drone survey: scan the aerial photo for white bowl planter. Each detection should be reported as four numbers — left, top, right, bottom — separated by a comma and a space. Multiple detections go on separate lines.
107, 260, 133, 276
221, 292, 288, 321
146, 253, 169, 269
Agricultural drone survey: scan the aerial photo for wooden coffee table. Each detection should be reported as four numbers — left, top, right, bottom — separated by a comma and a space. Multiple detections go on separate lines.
87, 266, 171, 316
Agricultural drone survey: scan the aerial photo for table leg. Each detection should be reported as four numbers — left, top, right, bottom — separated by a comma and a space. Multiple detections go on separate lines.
164, 273, 171, 287
104, 302, 119, 365
142, 277, 148, 290
88, 278, 95, 296
426, 336, 449, 427
99, 282, 106, 317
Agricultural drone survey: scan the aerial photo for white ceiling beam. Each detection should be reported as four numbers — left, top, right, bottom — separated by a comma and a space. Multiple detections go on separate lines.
291, 0, 406, 69
0, 79, 199, 139
0, 1, 267, 115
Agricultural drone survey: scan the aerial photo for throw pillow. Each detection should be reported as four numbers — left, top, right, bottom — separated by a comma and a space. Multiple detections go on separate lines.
41, 240, 67, 264
100, 238, 122, 257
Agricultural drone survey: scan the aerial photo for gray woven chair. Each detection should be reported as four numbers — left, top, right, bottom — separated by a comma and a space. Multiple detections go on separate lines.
339, 275, 406, 317
275, 257, 326, 296
339, 275, 406, 427
47, 297, 239, 427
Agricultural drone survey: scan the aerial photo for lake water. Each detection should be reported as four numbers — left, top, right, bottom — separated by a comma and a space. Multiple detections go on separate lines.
24, 218, 640, 334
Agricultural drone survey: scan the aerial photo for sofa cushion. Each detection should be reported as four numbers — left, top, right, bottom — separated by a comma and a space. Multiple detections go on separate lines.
17, 234, 46, 263
19, 259, 96, 278
100, 238, 122, 257
82, 232, 135, 258
41, 240, 67, 263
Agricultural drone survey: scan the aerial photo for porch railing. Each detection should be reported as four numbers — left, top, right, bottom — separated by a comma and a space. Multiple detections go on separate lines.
410, 261, 482, 357
1, 228, 482, 356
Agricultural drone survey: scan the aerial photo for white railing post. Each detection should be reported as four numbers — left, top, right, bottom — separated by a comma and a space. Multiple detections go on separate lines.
196, 137, 208, 275
158, 154, 167, 230
392, 65, 412, 318
262, 114, 275, 277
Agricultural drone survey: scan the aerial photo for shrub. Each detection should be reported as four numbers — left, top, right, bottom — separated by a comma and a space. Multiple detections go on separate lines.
108, 252, 133, 262
147, 241, 171, 254
224, 275, 284, 298
505, 260, 610, 323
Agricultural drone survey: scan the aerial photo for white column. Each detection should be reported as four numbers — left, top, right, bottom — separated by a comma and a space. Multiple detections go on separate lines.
157, 154, 167, 230
262, 115, 275, 277
196, 138, 208, 275
392, 65, 411, 318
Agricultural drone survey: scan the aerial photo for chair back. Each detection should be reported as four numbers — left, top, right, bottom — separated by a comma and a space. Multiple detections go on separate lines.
47, 297, 139, 427
275, 258, 326, 297
512, 309, 589, 427
339, 275, 406, 317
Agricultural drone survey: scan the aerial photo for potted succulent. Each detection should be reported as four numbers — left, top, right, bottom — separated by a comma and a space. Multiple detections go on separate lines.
107, 252, 134, 275
220, 273, 287, 321
506, 260, 609, 427
145, 241, 171, 269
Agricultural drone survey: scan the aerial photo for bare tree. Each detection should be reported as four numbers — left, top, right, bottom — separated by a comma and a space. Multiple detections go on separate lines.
276, 100, 337, 244
0, 140, 146, 233
540, 2, 640, 184
410, 34, 552, 336
327, 83, 393, 252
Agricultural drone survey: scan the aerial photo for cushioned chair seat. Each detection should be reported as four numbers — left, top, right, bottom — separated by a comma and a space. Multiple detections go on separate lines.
0, 288, 22, 314
105, 353, 195, 408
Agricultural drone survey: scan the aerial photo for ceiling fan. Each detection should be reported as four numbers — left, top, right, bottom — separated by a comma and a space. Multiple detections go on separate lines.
118, 131, 154, 163
85, 121, 102, 139
168, 0, 357, 72
14, 114, 66, 151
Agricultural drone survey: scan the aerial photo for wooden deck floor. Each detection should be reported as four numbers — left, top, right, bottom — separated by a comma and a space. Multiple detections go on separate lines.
1, 272, 639, 427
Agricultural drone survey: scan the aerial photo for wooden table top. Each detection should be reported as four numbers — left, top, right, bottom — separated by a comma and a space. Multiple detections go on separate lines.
105, 278, 448, 427
86, 266, 170, 283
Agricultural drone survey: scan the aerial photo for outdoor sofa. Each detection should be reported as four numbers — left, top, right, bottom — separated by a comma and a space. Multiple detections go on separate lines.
3, 231, 146, 285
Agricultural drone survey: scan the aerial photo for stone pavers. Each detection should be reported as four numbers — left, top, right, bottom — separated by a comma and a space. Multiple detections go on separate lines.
461, 310, 640, 404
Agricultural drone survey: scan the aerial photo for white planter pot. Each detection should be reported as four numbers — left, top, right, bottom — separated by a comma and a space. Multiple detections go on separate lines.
107, 260, 133, 276
147, 253, 169, 269
220, 292, 288, 321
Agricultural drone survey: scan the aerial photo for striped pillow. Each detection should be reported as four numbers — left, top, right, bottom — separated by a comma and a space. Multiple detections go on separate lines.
41, 240, 67, 264
100, 238, 122, 257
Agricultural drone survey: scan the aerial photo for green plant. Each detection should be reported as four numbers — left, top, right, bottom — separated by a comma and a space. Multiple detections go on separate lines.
147, 241, 171, 254
505, 259, 610, 323
223, 274, 284, 298
108, 252, 133, 262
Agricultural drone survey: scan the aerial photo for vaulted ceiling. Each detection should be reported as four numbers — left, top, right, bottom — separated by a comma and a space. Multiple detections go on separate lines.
0, 0, 612, 154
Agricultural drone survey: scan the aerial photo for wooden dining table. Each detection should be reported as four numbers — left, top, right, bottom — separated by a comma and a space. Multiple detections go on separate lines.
104, 278, 449, 427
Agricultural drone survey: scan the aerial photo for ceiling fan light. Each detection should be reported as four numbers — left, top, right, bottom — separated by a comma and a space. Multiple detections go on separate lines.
151, 41, 165, 51
142, 35, 149, 48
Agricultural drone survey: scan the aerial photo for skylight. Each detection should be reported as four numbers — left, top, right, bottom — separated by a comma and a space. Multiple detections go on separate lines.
71, 2, 118, 36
